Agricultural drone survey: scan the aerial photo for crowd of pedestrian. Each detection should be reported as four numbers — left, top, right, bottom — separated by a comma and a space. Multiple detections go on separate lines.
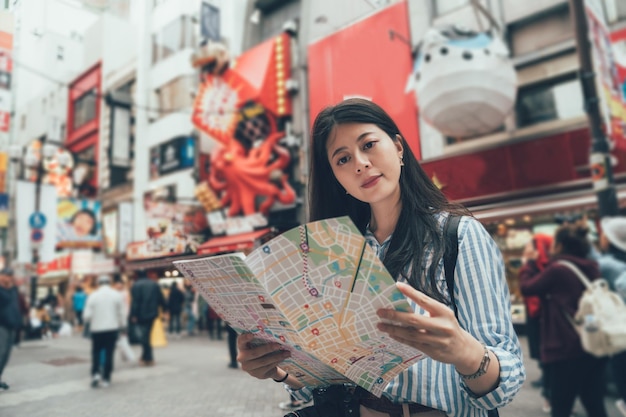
1, 214, 624, 416
519, 215, 626, 417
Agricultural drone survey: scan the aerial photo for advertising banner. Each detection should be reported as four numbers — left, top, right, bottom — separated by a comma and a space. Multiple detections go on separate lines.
56, 198, 103, 249
149, 136, 195, 179
0, 152, 6, 193
584, 0, 626, 147
118, 201, 133, 254
0, 192, 7, 227
126, 199, 207, 261
102, 209, 118, 255
0, 11, 13, 137
307, 2, 419, 156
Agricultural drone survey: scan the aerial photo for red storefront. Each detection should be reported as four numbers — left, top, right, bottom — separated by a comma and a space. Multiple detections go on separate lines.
66, 62, 101, 197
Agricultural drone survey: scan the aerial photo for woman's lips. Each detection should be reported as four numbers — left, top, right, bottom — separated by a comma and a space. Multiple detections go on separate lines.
361, 175, 382, 188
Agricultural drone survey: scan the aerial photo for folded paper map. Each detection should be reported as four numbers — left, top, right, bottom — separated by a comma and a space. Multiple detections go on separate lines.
173, 216, 426, 397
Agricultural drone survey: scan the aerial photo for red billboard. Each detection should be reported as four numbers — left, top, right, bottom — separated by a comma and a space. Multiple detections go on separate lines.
307, 2, 420, 157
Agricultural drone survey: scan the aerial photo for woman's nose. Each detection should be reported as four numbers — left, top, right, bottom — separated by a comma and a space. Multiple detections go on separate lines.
355, 156, 370, 173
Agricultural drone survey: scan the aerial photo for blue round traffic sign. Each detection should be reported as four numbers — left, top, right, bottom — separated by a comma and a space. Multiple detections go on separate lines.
31, 228, 44, 243
29, 212, 47, 229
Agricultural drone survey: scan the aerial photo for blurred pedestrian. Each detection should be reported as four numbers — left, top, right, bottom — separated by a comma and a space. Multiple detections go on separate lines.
14, 289, 28, 347
183, 284, 197, 336
167, 282, 184, 337
595, 216, 626, 417
226, 323, 238, 369
130, 270, 165, 366
72, 286, 87, 330
113, 277, 134, 363
206, 304, 222, 340
518, 233, 553, 413
0, 268, 20, 391
84, 274, 125, 388
520, 223, 608, 417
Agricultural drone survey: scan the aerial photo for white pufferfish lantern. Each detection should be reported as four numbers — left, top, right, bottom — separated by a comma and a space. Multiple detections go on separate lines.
407, 26, 518, 139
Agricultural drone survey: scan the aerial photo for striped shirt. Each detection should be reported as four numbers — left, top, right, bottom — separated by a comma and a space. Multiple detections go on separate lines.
289, 213, 525, 416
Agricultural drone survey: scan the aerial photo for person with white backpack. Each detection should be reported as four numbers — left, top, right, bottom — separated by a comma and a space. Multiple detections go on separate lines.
595, 216, 626, 417
520, 223, 608, 417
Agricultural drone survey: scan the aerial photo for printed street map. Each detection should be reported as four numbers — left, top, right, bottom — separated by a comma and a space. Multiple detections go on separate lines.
174, 216, 426, 397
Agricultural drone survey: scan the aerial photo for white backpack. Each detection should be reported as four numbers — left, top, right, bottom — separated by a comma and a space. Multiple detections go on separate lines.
559, 260, 626, 357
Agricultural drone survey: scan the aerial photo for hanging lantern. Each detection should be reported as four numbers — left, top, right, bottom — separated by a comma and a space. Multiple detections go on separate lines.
409, 25, 517, 139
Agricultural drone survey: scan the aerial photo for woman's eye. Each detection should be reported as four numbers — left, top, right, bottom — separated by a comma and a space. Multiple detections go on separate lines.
337, 156, 349, 165
363, 141, 375, 150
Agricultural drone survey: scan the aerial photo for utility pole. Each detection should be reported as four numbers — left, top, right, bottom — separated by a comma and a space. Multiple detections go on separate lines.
569, 0, 619, 218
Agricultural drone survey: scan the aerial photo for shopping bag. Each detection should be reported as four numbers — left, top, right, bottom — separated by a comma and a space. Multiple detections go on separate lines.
117, 334, 136, 363
150, 316, 167, 348
128, 322, 143, 345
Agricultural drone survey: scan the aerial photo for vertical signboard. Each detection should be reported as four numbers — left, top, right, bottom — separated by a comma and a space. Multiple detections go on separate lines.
584, 0, 626, 146
118, 201, 133, 254
201, 2, 220, 42
0, 11, 13, 138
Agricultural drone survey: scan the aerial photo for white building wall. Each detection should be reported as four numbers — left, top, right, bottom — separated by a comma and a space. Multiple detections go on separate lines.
132, 0, 153, 240
12, 0, 95, 109
133, 0, 245, 240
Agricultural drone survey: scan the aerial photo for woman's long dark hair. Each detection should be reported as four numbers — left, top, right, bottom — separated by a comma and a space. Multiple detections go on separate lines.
309, 98, 470, 303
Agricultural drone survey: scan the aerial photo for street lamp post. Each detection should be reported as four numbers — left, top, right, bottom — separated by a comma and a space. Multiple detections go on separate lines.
8, 137, 67, 305
568, 0, 620, 218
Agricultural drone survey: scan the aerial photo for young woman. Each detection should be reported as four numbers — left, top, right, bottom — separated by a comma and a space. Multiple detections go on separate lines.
237, 98, 525, 416
520, 223, 608, 417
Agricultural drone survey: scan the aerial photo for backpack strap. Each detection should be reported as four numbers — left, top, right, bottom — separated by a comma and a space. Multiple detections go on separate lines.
443, 214, 500, 417
556, 260, 593, 289
443, 215, 461, 318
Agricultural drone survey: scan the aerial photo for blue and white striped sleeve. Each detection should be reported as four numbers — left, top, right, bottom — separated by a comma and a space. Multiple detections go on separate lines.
454, 216, 526, 408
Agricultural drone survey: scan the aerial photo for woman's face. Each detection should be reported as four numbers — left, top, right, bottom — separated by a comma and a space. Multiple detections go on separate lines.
326, 123, 403, 208
73, 212, 94, 236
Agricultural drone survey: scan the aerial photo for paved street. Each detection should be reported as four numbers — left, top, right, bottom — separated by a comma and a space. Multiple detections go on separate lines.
0, 332, 622, 417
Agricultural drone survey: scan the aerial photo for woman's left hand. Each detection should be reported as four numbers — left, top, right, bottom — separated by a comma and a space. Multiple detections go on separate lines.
376, 282, 479, 368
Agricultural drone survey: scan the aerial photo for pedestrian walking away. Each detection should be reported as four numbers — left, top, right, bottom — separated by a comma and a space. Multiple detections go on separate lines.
521, 223, 609, 417
518, 233, 554, 413
0, 268, 21, 392
72, 286, 87, 329
167, 282, 184, 338
236, 98, 525, 417
83, 274, 125, 388
130, 270, 166, 366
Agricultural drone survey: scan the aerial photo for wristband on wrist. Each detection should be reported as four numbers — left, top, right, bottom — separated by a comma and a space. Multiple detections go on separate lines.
272, 372, 289, 383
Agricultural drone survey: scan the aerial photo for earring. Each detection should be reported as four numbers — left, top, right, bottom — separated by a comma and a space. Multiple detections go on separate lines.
399, 155, 404, 167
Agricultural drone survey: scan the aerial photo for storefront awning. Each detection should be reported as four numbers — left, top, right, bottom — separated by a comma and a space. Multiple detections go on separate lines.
470, 184, 626, 224
197, 228, 275, 255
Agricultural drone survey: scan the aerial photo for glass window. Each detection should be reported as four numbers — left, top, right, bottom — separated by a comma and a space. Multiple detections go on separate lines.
516, 75, 583, 128
73, 89, 97, 130
155, 75, 195, 118
152, 16, 195, 64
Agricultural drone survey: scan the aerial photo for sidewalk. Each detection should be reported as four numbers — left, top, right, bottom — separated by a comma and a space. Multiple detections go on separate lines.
0, 332, 288, 417
0, 332, 622, 417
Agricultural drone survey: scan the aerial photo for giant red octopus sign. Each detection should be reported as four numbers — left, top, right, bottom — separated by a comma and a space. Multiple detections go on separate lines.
191, 34, 296, 219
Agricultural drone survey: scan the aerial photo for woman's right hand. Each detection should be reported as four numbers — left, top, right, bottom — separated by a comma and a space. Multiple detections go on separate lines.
237, 333, 291, 380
